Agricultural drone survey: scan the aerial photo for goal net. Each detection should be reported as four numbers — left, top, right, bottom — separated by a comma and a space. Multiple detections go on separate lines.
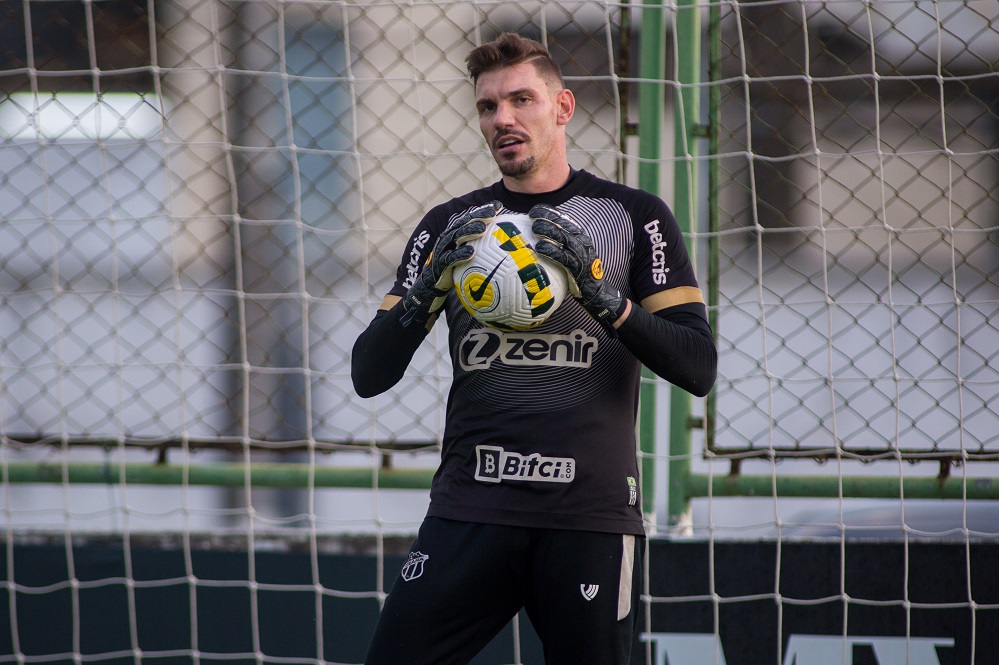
1, 0, 997, 663
703, 0, 999, 529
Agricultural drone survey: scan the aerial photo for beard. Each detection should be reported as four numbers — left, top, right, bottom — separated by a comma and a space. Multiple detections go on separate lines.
497, 154, 536, 178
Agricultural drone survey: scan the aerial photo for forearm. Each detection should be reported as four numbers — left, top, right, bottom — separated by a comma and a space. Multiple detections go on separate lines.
351, 298, 431, 398
615, 302, 717, 397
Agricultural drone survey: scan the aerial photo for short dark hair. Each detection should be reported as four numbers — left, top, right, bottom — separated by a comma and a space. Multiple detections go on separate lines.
465, 32, 565, 88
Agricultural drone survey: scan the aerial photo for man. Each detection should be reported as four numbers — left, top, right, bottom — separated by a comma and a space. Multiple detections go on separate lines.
352, 32, 716, 665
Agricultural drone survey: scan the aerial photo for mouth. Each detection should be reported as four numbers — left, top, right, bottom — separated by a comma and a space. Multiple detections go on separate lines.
494, 134, 527, 155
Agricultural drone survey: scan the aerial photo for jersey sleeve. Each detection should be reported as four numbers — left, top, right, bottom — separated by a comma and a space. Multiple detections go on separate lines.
386, 208, 448, 301
386, 190, 506, 303
628, 195, 704, 313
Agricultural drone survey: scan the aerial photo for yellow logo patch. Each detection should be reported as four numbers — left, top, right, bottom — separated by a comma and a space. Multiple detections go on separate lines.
590, 258, 604, 280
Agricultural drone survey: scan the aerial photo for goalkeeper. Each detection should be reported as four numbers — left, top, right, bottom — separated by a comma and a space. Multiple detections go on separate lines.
352, 32, 716, 665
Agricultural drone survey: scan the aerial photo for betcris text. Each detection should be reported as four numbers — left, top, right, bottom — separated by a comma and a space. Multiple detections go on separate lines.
402, 230, 431, 289
644, 219, 670, 285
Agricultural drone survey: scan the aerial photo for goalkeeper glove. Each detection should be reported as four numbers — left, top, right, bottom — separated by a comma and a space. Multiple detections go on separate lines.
400, 200, 501, 327
530, 203, 626, 331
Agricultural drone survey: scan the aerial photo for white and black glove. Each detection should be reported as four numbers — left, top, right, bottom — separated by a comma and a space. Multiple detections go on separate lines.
399, 201, 501, 327
530, 203, 626, 332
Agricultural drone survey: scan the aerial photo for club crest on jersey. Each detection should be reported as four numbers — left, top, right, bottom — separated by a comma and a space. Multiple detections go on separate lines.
401, 551, 430, 582
580, 584, 600, 601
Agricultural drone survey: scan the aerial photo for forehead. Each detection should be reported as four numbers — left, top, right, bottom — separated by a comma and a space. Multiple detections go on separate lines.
474, 62, 553, 99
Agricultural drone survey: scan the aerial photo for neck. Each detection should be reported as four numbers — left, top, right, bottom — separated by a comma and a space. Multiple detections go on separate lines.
503, 161, 572, 194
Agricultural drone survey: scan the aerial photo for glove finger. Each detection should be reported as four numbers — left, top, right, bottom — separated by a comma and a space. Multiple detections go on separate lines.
535, 242, 582, 297
533, 221, 587, 274
535, 238, 583, 282
465, 200, 503, 223
531, 218, 568, 245
430, 245, 472, 291
449, 244, 475, 264
473, 201, 503, 219
533, 237, 566, 263
529, 203, 584, 234
452, 219, 487, 245
444, 201, 500, 241
528, 203, 561, 222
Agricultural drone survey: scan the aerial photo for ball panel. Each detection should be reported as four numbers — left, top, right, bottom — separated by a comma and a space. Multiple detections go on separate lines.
453, 213, 568, 331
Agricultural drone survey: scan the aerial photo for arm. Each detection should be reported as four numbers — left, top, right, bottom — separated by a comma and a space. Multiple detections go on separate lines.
351, 201, 501, 398
615, 301, 717, 397
351, 296, 431, 398
531, 203, 716, 397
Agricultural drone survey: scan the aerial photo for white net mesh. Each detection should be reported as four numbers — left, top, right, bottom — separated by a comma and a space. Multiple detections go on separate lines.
0, 0, 626, 535
710, 0, 999, 460
1, 1, 997, 663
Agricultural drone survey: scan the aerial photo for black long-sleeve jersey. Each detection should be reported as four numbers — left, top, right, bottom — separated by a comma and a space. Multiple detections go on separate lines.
353, 169, 715, 535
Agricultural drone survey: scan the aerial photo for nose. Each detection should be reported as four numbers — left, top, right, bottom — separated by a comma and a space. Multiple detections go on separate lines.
493, 101, 515, 129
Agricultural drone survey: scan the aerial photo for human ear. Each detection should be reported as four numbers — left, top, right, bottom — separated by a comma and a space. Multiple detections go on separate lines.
555, 88, 575, 126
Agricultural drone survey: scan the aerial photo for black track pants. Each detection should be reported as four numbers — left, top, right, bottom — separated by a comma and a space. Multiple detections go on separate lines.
364, 517, 644, 665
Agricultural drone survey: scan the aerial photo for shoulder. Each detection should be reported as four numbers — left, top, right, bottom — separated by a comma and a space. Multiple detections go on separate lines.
574, 170, 659, 202
392, 183, 502, 294
572, 171, 673, 224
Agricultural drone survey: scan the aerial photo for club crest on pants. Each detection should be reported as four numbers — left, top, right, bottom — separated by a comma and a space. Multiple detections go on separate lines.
401, 551, 430, 582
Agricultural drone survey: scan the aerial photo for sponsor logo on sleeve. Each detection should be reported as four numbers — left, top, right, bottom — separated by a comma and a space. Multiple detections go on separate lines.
644, 219, 670, 286
402, 230, 432, 289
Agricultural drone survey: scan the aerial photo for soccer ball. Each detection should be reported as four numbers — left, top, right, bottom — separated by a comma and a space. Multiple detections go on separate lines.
453, 212, 569, 331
